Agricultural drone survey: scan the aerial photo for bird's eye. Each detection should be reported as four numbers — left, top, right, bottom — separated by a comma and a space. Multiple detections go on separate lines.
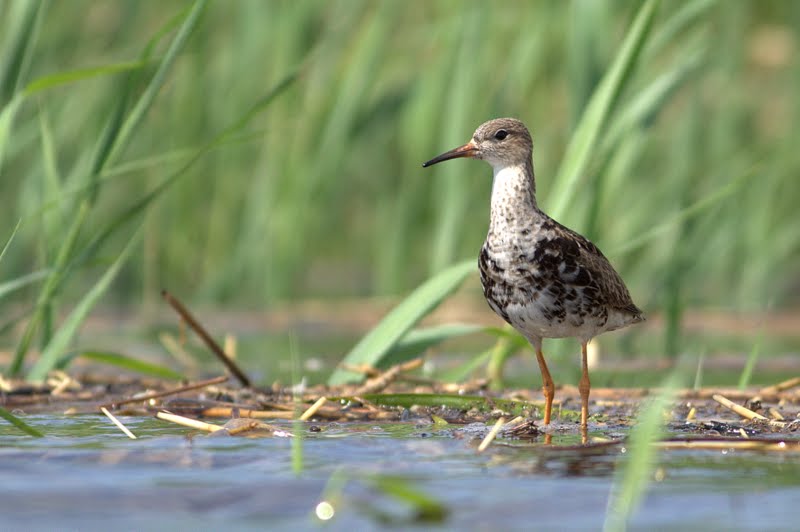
494, 129, 508, 140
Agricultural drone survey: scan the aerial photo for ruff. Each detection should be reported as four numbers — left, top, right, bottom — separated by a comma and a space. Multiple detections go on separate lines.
423, 118, 644, 437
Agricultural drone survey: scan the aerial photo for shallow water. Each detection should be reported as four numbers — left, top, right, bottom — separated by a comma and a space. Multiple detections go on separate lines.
2, 415, 798, 531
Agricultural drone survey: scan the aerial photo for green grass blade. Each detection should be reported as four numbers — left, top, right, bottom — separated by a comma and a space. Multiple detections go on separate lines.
0, 269, 49, 300
693, 350, 705, 390
548, 0, 660, 220
9, 2, 211, 375
68, 71, 299, 275
329, 260, 475, 385
611, 160, 758, 256
0, 0, 43, 104
601, 46, 706, 156
487, 332, 529, 390
23, 61, 147, 95
647, 0, 717, 55
104, 0, 208, 166
0, 405, 44, 438
27, 229, 140, 381
0, 94, 22, 170
738, 333, 764, 390
76, 351, 184, 380
604, 368, 686, 531
9, 201, 90, 375
0, 218, 21, 264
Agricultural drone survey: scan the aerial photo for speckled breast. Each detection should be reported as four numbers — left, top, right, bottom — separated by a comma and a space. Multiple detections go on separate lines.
477, 234, 611, 340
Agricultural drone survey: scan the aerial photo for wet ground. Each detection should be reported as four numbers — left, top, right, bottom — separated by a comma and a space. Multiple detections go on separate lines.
2, 375, 799, 531
2, 303, 798, 530
1, 413, 798, 531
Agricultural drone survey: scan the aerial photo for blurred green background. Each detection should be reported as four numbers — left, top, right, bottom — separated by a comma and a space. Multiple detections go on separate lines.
1, 0, 799, 378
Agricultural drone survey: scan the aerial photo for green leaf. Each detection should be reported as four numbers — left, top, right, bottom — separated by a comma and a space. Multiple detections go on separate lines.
27, 231, 140, 381
368, 475, 448, 523
438, 349, 493, 383
378, 324, 485, 369
359, 393, 532, 415
75, 351, 185, 380
0, 405, 44, 438
548, 0, 661, 219
328, 260, 475, 385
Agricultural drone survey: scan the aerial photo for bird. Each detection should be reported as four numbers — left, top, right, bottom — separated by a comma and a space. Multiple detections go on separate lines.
423, 118, 644, 436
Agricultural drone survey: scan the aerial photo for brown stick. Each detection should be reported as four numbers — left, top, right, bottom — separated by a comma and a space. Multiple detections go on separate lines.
100, 375, 229, 409
161, 290, 251, 387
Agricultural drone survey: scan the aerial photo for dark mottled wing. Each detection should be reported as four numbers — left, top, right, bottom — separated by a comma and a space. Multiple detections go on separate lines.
554, 220, 643, 318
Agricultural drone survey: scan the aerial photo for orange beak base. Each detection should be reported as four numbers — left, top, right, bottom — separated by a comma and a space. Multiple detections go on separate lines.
422, 141, 478, 167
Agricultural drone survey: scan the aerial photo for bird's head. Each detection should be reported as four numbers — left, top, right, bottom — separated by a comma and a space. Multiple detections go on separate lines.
422, 118, 533, 171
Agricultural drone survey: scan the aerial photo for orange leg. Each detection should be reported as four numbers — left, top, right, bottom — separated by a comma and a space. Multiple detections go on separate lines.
579, 340, 591, 441
534, 345, 555, 425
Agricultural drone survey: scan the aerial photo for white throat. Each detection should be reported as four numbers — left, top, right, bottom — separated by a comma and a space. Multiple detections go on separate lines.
490, 162, 537, 221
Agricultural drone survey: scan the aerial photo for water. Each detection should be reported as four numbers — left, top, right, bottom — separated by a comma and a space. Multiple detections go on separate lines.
1, 415, 798, 531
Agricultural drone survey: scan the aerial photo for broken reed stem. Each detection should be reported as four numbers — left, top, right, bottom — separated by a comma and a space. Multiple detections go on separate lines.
712, 394, 786, 428
156, 411, 223, 432
759, 376, 800, 396
713, 393, 767, 421
200, 407, 295, 419
654, 439, 794, 452
299, 397, 328, 421
768, 407, 784, 421
100, 375, 229, 409
161, 290, 251, 387
478, 416, 506, 452
101, 407, 137, 439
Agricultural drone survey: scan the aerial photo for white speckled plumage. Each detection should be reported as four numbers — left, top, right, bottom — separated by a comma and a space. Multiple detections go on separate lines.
424, 118, 643, 435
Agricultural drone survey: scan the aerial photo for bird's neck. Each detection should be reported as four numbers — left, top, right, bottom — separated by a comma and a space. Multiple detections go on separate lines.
489, 159, 539, 233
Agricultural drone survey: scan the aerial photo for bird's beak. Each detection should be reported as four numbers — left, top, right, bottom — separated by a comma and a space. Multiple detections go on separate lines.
422, 141, 478, 167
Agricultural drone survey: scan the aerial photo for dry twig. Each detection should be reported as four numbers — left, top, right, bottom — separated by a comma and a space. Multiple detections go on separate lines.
353, 358, 424, 395
100, 375, 229, 410
162, 290, 251, 387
